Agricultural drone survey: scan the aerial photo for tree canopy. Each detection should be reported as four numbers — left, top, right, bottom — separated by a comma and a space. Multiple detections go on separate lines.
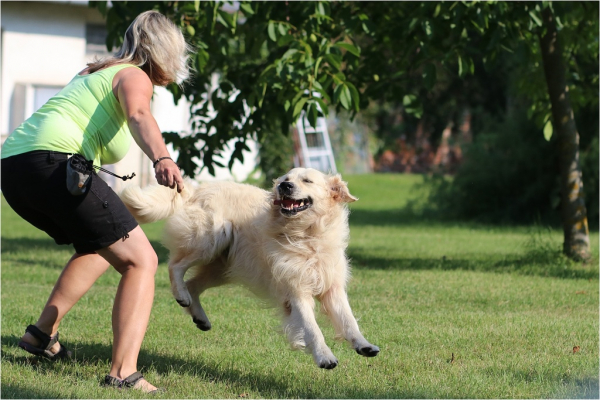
92, 1, 598, 258
92, 1, 596, 174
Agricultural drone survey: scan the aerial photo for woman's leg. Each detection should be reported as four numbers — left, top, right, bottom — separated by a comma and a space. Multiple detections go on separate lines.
96, 225, 158, 392
21, 225, 158, 392
20, 252, 111, 353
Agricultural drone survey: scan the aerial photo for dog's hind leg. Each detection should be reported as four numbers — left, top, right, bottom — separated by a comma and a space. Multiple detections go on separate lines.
285, 295, 339, 369
168, 220, 233, 308
319, 283, 380, 358
185, 258, 228, 331
168, 254, 199, 307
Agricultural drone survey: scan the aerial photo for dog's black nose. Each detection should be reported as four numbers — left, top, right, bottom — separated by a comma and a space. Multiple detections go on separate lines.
278, 181, 294, 195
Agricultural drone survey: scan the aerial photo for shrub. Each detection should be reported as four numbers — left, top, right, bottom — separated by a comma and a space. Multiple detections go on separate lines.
426, 110, 561, 224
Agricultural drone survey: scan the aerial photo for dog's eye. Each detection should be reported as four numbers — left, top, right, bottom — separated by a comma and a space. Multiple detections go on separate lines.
303, 179, 313, 184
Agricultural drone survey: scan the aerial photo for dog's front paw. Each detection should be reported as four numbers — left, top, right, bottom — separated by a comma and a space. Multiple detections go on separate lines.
355, 344, 380, 357
314, 350, 339, 369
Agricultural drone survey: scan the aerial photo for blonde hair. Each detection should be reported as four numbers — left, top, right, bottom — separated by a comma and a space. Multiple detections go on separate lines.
88, 10, 191, 86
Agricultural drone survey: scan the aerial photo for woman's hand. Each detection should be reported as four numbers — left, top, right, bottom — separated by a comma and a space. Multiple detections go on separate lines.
154, 158, 184, 193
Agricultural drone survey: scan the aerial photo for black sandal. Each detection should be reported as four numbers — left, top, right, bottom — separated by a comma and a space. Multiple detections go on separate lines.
18, 324, 72, 360
102, 371, 160, 394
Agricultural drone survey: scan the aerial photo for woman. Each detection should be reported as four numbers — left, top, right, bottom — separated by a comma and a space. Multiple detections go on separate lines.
1, 10, 189, 393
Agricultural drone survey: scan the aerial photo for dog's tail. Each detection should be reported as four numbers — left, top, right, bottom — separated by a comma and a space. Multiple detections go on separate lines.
119, 180, 193, 224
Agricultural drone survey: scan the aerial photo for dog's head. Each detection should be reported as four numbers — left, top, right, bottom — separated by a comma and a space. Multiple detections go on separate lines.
272, 168, 357, 218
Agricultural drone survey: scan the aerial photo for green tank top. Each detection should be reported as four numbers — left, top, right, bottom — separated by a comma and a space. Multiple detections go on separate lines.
1, 64, 137, 166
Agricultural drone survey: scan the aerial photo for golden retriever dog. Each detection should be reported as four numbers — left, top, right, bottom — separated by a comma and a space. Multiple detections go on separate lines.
119, 167, 379, 369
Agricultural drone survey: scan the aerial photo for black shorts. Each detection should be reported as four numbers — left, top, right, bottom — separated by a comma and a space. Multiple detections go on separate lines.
1, 150, 138, 253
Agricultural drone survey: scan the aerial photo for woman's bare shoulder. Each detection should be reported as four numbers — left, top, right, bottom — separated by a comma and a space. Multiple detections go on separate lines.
114, 65, 153, 103
114, 65, 151, 84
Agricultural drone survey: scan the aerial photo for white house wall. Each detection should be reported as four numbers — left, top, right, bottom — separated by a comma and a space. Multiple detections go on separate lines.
1, 1, 258, 190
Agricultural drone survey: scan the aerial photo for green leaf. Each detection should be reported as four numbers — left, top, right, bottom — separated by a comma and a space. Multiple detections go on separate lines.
409, 18, 419, 32
278, 23, 287, 36
179, 2, 198, 13
339, 84, 352, 110
333, 84, 341, 105
195, 49, 209, 73
240, 2, 254, 15
210, 2, 219, 34
314, 97, 329, 117
324, 53, 342, 71
304, 53, 315, 68
258, 83, 267, 107
543, 120, 553, 141
529, 10, 543, 27
403, 94, 417, 106
268, 22, 277, 42
290, 90, 305, 107
313, 56, 322, 76
277, 34, 294, 47
458, 55, 464, 77
217, 9, 235, 30
317, 2, 326, 16
293, 97, 308, 120
186, 24, 195, 37
307, 102, 319, 128
299, 40, 313, 57
258, 64, 276, 81
333, 72, 346, 84
334, 42, 360, 57
345, 81, 360, 111
470, 19, 484, 34
281, 48, 299, 60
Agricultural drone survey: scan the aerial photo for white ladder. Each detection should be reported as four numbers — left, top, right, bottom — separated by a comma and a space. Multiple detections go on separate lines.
294, 111, 337, 174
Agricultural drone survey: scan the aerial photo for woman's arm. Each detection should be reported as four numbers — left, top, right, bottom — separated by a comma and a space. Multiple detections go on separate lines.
115, 67, 184, 192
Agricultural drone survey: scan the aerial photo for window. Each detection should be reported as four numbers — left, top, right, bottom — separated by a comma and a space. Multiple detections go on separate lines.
85, 24, 109, 55
8, 84, 63, 133
33, 86, 61, 111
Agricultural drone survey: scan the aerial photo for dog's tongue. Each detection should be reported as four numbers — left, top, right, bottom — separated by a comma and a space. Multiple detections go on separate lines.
274, 199, 297, 207
282, 199, 296, 207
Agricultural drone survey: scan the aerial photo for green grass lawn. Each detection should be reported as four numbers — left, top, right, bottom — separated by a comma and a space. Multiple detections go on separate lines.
1, 173, 598, 399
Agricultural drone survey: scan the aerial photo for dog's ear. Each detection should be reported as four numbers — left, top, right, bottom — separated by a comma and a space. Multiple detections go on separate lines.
328, 174, 358, 203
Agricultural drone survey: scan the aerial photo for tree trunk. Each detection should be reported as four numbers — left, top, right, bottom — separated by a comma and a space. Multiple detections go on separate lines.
539, 6, 590, 260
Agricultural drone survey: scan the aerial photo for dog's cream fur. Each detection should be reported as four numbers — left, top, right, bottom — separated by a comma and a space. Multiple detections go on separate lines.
119, 167, 379, 368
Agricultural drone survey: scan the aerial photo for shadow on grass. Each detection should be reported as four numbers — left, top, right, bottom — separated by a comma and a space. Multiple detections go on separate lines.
3, 332, 598, 399
348, 250, 599, 280
0, 238, 71, 270
349, 208, 428, 227
1, 238, 172, 267
2, 235, 597, 280
1, 334, 426, 399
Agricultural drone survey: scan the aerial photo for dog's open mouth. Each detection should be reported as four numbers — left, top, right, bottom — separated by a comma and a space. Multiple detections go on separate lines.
273, 196, 313, 215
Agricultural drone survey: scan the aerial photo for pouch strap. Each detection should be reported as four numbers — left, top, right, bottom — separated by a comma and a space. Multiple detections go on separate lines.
93, 165, 136, 181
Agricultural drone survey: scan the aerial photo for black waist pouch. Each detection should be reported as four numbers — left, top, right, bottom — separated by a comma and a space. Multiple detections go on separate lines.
66, 154, 94, 195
